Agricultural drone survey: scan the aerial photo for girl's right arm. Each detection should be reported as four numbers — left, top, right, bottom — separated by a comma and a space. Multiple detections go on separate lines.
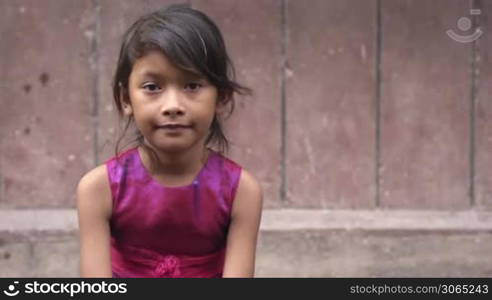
76, 165, 113, 277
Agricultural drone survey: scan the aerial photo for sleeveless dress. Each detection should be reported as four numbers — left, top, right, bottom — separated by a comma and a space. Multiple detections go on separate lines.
105, 147, 242, 278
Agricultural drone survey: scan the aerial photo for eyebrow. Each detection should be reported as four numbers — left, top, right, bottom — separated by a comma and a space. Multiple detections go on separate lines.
140, 71, 164, 79
140, 69, 205, 80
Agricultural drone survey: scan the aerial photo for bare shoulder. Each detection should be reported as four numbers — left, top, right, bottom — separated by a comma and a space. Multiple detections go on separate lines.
238, 169, 262, 197
77, 164, 111, 197
231, 168, 263, 219
77, 164, 112, 219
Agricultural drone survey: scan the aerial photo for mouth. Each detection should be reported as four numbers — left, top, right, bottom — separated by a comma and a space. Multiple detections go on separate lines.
155, 123, 192, 130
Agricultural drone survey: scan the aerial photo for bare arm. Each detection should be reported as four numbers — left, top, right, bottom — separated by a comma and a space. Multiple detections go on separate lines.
76, 165, 113, 277
222, 169, 263, 277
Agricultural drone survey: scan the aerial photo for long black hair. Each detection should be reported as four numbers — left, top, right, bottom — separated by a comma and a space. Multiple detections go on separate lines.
112, 3, 251, 158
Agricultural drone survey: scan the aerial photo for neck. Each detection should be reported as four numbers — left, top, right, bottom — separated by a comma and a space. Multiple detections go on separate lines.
138, 140, 209, 177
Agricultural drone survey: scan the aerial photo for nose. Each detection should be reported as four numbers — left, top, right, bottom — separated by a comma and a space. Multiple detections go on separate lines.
160, 88, 185, 117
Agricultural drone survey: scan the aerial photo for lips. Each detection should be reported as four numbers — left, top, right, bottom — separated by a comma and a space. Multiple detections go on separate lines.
156, 123, 192, 130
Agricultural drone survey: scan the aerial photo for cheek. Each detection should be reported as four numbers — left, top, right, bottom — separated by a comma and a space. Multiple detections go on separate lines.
200, 101, 218, 125
201, 88, 219, 118
130, 106, 154, 132
193, 105, 215, 130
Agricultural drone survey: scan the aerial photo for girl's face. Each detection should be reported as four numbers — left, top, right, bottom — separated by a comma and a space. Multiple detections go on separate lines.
124, 50, 218, 153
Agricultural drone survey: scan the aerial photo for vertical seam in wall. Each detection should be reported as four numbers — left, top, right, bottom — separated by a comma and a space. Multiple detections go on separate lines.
0, 155, 3, 204
280, 0, 288, 202
470, 0, 481, 207
90, 0, 101, 166
0, 162, 3, 204
375, 0, 382, 207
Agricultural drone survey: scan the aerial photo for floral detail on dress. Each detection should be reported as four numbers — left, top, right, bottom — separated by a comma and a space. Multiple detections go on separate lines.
154, 255, 181, 278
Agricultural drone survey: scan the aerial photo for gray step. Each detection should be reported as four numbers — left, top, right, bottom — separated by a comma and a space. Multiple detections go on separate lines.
1, 209, 492, 277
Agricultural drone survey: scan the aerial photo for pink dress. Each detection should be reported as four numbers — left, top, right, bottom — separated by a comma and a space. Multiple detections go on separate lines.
105, 147, 242, 278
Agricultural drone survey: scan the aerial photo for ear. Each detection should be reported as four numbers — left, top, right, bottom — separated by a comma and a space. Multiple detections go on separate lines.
123, 101, 133, 116
215, 100, 228, 116
119, 85, 133, 116
216, 90, 232, 117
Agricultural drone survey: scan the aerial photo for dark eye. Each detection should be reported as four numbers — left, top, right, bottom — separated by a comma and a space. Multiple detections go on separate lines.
184, 82, 202, 92
143, 83, 160, 92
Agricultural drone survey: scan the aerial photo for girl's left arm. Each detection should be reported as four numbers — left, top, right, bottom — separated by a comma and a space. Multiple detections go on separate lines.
222, 169, 263, 278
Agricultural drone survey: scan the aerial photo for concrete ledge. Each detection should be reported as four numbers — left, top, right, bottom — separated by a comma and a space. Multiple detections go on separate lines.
0, 210, 78, 232
1, 209, 492, 233
261, 209, 492, 231
2, 209, 492, 277
256, 230, 492, 277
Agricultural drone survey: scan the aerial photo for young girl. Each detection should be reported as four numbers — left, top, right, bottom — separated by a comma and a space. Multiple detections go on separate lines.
76, 4, 263, 278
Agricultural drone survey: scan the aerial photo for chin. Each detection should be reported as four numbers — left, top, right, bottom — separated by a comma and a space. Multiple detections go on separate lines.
152, 143, 189, 153
148, 139, 197, 153
143, 131, 207, 153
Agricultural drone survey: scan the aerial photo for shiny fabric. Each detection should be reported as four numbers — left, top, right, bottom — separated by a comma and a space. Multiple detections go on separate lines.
106, 147, 242, 278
